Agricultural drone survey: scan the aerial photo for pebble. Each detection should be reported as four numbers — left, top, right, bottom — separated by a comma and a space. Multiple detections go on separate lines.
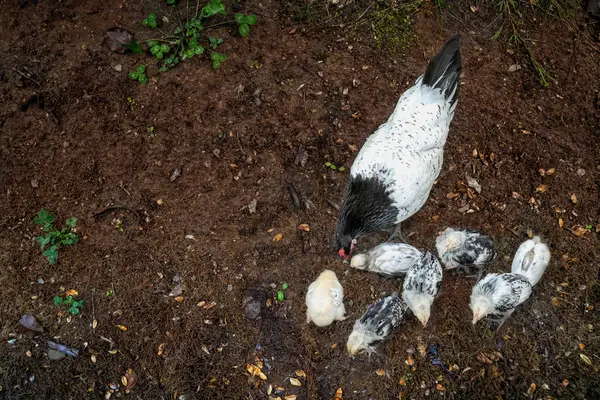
576, 168, 585, 176
30, 179, 39, 188
227, 284, 233, 291
113, 64, 122, 72
37, 278, 45, 284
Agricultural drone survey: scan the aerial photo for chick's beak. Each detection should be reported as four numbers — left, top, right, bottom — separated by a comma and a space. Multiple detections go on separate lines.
472, 312, 481, 325
417, 313, 429, 327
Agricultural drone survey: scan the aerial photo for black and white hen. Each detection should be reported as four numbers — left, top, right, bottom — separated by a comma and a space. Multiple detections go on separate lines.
350, 243, 422, 277
436, 227, 496, 278
347, 292, 407, 357
335, 34, 462, 259
470, 273, 532, 327
401, 251, 443, 326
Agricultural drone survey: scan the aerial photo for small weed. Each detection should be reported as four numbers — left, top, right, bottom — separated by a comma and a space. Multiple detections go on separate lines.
125, 0, 257, 83
34, 209, 79, 265
277, 282, 289, 302
147, 126, 156, 138
54, 295, 84, 315
127, 96, 136, 110
105, 289, 114, 297
325, 161, 346, 172
114, 218, 124, 233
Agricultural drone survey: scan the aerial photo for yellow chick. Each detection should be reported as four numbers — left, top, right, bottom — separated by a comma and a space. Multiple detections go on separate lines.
305, 270, 346, 327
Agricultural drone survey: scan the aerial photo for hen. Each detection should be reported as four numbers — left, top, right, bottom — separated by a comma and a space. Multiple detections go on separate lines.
335, 34, 462, 259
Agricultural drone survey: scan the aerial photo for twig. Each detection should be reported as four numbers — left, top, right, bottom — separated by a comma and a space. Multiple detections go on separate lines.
353, 3, 373, 25
119, 184, 131, 196
326, 198, 340, 211
92, 206, 142, 223
13, 68, 41, 87
236, 131, 247, 156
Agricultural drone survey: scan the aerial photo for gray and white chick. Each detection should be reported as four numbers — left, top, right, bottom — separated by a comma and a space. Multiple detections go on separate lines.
350, 243, 422, 277
436, 227, 496, 278
470, 273, 532, 328
347, 292, 407, 357
402, 251, 443, 326
511, 236, 550, 287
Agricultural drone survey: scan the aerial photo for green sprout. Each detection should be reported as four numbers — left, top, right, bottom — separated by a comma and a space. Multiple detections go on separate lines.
34, 209, 79, 265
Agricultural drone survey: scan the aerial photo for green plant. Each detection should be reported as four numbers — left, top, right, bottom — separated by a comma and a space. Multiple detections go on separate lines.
277, 282, 289, 302
54, 295, 84, 315
126, 0, 257, 83
34, 209, 79, 265
325, 161, 346, 172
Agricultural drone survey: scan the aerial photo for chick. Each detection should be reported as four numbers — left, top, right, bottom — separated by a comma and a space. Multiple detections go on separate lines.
436, 227, 496, 278
350, 243, 422, 277
402, 251, 443, 326
305, 270, 346, 327
347, 292, 407, 357
511, 236, 550, 287
470, 273, 532, 328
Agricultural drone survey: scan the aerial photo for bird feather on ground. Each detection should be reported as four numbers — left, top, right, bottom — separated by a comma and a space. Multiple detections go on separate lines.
334, 34, 462, 259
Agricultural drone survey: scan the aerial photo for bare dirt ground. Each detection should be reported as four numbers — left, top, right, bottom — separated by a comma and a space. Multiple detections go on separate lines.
0, 0, 599, 399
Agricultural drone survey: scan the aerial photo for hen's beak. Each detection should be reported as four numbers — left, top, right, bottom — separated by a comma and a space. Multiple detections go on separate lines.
338, 248, 350, 260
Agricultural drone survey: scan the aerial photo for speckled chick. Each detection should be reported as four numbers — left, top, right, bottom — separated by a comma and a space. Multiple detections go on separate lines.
305, 270, 346, 327
511, 236, 550, 287
402, 251, 443, 326
350, 243, 422, 277
470, 273, 532, 328
436, 227, 496, 277
347, 292, 407, 358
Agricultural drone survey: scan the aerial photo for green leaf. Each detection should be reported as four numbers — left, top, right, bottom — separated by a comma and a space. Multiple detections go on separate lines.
138, 74, 149, 84
122, 41, 143, 54
201, 0, 226, 17
156, 51, 164, 59
212, 60, 221, 69
167, 0, 176, 4
54, 296, 63, 305
151, 44, 161, 55
338, 167, 346, 172
68, 306, 80, 315
159, 66, 168, 73
281, 282, 288, 290
239, 23, 250, 37
246, 14, 257, 25
194, 45, 205, 54
324, 162, 331, 167
147, 40, 158, 47
234, 13, 245, 24
36, 235, 51, 249
277, 290, 285, 302
65, 217, 77, 228
128, 71, 139, 80
160, 44, 170, 53
44, 246, 58, 264
136, 64, 146, 74
149, 20, 157, 28
34, 209, 55, 226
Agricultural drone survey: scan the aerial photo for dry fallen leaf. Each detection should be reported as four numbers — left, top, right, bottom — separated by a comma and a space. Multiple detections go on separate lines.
273, 233, 283, 242
157, 343, 165, 356
290, 377, 302, 386
399, 377, 407, 386
558, 218, 564, 228
108, 349, 118, 355
297, 224, 310, 232
330, 343, 338, 349
91, 354, 97, 363
570, 193, 577, 204
92, 319, 98, 329
257, 371, 268, 380
295, 370, 306, 378
561, 379, 569, 387
117, 325, 127, 331
546, 168, 555, 175
121, 376, 128, 387
174, 296, 184, 302
375, 369, 385, 376
551, 297, 560, 306
571, 226, 587, 237
580, 354, 592, 365
535, 184, 549, 193
579, 343, 585, 350
436, 383, 445, 391
124, 368, 136, 389
538, 168, 545, 176
65, 289, 79, 297
285, 396, 297, 400
197, 301, 206, 307
334, 388, 343, 400
406, 354, 415, 366
527, 383, 536, 396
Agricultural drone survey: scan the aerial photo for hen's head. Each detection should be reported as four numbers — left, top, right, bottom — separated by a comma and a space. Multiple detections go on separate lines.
335, 234, 357, 260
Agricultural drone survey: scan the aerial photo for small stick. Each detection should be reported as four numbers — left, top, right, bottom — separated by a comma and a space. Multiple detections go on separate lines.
92, 206, 141, 223
13, 68, 41, 86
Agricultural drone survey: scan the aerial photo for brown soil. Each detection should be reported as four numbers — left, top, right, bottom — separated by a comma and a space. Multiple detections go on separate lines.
1, 1, 599, 399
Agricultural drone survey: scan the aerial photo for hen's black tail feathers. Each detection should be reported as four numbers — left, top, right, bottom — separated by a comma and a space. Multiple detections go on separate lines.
422, 34, 462, 107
